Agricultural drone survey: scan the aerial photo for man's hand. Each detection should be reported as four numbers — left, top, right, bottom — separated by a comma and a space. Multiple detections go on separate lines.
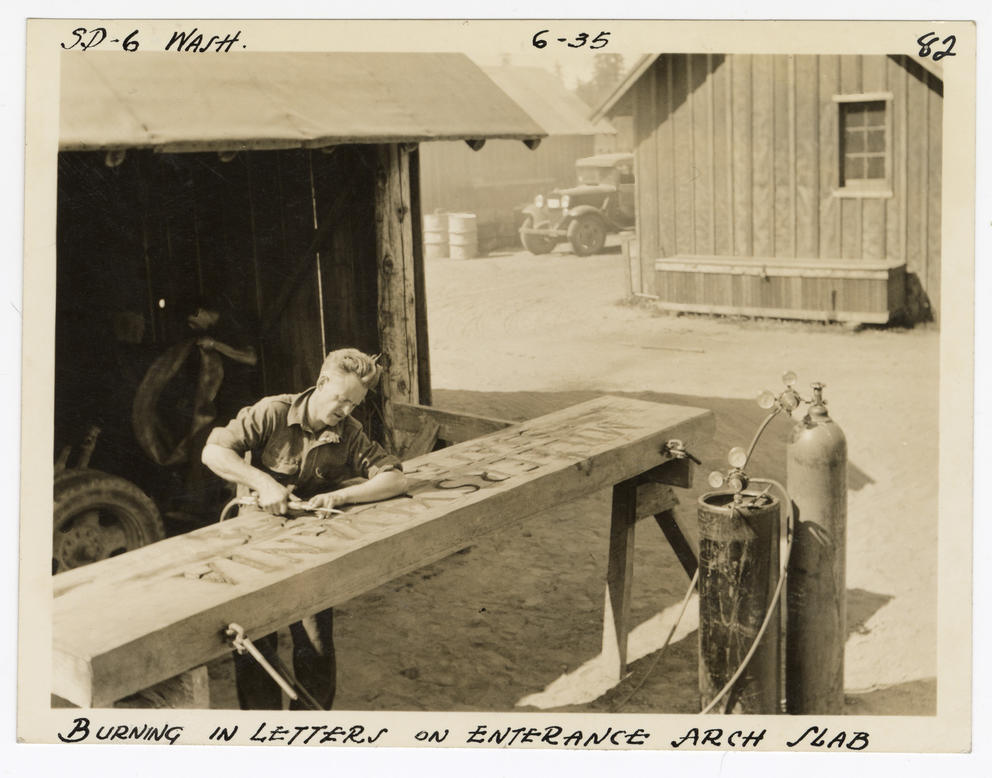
256, 480, 295, 515
305, 490, 348, 512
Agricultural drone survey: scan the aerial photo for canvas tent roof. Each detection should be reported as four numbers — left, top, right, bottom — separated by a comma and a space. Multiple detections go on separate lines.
481, 66, 615, 137
59, 52, 546, 152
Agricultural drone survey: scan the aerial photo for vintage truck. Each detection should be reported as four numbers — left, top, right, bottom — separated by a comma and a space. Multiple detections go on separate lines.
518, 152, 635, 256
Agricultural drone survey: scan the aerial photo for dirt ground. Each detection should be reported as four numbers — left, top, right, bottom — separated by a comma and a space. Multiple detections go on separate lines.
210, 238, 938, 716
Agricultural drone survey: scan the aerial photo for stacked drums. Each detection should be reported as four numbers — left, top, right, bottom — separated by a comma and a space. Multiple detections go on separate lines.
423, 212, 479, 260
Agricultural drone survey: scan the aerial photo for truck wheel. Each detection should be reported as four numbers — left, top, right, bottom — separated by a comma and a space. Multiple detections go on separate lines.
53, 469, 165, 573
568, 215, 607, 256
519, 217, 557, 255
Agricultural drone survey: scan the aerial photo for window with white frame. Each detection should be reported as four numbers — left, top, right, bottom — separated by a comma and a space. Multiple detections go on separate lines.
834, 93, 893, 196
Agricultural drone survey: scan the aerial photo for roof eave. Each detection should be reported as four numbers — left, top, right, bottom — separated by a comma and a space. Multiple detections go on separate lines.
591, 54, 660, 122
60, 132, 548, 154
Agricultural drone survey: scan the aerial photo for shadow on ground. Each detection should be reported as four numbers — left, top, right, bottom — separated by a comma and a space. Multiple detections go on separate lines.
844, 677, 936, 716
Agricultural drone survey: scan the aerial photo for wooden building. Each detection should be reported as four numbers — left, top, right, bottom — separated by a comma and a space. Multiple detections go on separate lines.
418, 66, 614, 251
55, 52, 543, 513
596, 54, 943, 324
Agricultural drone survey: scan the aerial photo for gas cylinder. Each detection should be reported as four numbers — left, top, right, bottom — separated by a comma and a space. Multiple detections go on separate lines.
785, 383, 847, 714
697, 490, 782, 714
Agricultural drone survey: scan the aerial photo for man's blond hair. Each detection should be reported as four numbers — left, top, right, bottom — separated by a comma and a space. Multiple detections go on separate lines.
319, 348, 382, 389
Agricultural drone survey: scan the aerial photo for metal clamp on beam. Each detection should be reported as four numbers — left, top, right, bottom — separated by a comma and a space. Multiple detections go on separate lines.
225, 623, 299, 702
662, 439, 702, 465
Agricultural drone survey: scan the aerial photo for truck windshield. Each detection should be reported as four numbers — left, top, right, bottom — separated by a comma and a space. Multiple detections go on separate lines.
575, 166, 607, 185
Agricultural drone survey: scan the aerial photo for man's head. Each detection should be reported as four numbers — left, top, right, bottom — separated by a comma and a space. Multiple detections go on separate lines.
306, 349, 382, 429
187, 305, 220, 332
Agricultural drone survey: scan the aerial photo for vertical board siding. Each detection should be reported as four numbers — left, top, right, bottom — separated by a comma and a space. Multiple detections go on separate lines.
691, 54, 712, 254
926, 72, 942, 322
637, 53, 940, 320
687, 56, 697, 253
252, 149, 325, 393
711, 55, 733, 256
707, 55, 719, 254
731, 55, 753, 256
773, 56, 794, 258
794, 56, 820, 257
860, 56, 888, 260
818, 55, 842, 260
904, 62, 927, 286
658, 57, 676, 261
638, 65, 660, 269
886, 56, 908, 262
418, 136, 595, 220
751, 55, 774, 257
671, 56, 694, 255
839, 57, 862, 260
664, 60, 678, 260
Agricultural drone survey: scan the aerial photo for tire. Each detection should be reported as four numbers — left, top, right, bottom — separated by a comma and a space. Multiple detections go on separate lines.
567, 214, 608, 256
53, 468, 165, 573
519, 216, 558, 255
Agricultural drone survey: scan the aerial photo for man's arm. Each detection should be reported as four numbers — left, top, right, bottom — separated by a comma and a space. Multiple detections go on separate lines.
201, 443, 294, 514
307, 469, 408, 510
198, 336, 258, 366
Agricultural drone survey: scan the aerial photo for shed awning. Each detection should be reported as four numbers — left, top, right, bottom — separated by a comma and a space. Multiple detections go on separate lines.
59, 52, 546, 152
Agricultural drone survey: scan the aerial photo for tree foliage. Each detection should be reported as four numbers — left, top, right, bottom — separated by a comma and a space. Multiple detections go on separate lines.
575, 53, 625, 109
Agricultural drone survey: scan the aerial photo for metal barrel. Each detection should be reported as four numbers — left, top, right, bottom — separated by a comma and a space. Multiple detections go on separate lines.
697, 490, 781, 714
423, 212, 448, 260
447, 212, 478, 260
785, 401, 847, 714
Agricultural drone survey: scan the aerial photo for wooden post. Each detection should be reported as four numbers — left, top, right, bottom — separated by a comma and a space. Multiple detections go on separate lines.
407, 145, 433, 406
375, 143, 420, 436
115, 667, 210, 709
602, 479, 637, 682
697, 491, 781, 714
654, 511, 698, 579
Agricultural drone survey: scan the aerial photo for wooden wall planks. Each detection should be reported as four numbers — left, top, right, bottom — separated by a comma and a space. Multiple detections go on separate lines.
886, 56, 908, 263
926, 70, 942, 322
750, 55, 775, 258
773, 56, 794, 259
731, 55, 753, 256
418, 135, 596, 224
671, 55, 694, 256
629, 53, 942, 320
691, 53, 712, 255
638, 64, 660, 277
794, 55, 820, 258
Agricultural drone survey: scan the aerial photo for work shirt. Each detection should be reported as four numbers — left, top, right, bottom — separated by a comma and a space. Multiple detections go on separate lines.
205, 387, 402, 499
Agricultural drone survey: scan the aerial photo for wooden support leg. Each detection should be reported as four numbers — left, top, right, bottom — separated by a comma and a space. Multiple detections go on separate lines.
602, 479, 637, 683
654, 510, 698, 579
114, 667, 211, 709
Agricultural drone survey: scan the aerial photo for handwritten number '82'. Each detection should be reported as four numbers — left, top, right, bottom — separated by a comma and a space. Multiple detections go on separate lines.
532, 30, 610, 49
916, 32, 955, 61
61, 27, 140, 52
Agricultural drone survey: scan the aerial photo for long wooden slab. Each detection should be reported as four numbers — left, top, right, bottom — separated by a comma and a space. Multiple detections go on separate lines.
53, 396, 714, 707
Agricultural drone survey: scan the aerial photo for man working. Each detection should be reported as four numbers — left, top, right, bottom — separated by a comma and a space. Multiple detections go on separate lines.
201, 348, 408, 709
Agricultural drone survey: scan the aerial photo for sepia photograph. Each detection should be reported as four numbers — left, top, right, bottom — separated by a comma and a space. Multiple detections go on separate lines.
13, 14, 980, 763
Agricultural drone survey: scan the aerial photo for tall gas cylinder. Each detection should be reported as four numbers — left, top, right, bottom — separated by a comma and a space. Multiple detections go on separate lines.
785, 383, 847, 714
